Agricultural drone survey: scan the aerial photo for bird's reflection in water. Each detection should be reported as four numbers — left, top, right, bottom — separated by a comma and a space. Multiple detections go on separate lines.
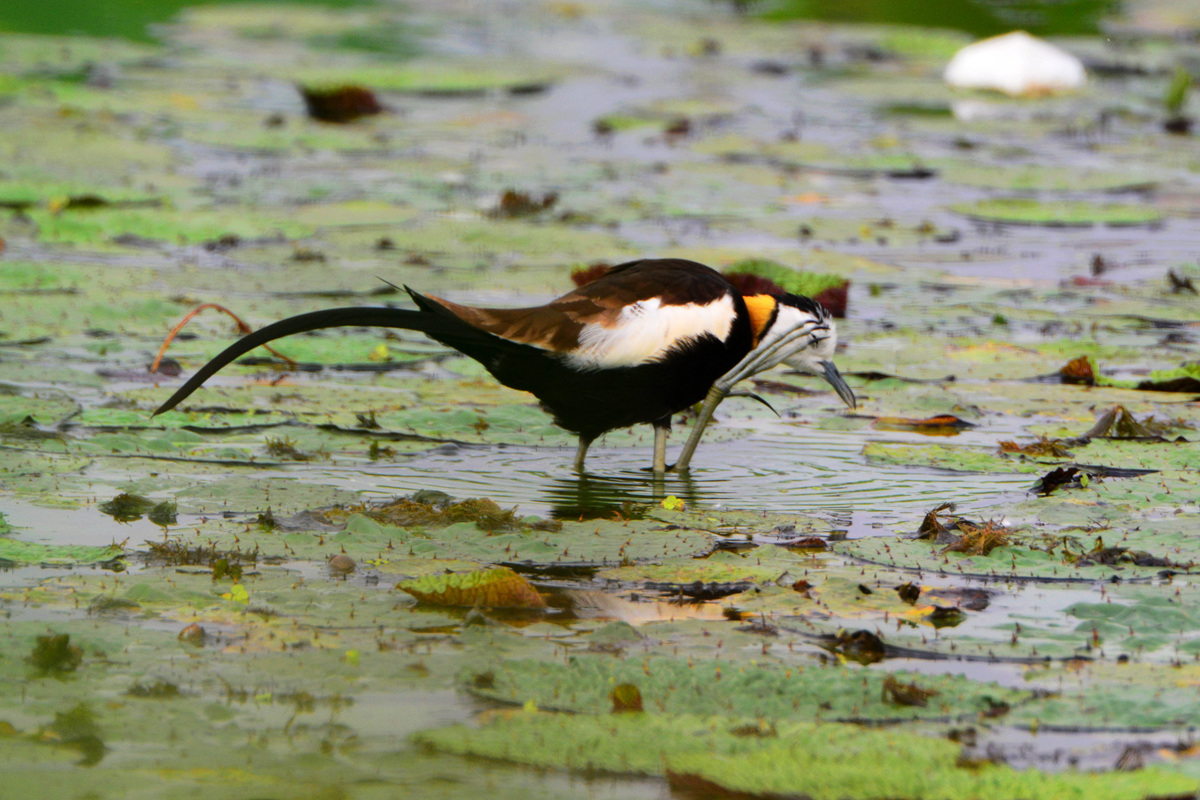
541, 468, 703, 520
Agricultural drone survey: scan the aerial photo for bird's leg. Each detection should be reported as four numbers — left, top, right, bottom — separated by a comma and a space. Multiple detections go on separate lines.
671, 383, 727, 472
652, 424, 668, 473
573, 437, 593, 473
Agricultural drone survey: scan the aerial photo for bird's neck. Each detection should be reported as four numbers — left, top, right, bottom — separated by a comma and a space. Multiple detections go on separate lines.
742, 294, 779, 347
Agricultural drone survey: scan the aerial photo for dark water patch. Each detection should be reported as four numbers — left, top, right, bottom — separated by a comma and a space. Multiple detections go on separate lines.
0, 0, 372, 41
760, 0, 1118, 38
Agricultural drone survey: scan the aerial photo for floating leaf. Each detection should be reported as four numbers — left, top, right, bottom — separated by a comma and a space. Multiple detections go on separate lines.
951, 198, 1162, 227
0, 540, 123, 566
660, 495, 685, 511
97, 493, 156, 523
399, 567, 546, 608
465, 656, 1024, 722
221, 584, 250, 605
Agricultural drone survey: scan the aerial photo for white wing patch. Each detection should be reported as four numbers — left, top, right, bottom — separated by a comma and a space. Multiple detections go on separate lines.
566, 295, 736, 369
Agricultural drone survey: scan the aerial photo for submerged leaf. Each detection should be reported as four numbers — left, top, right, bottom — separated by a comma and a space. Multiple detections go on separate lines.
98, 493, 156, 522
29, 633, 83, 674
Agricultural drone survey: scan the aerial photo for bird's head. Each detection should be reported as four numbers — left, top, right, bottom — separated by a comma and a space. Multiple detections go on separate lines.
742, 293, 856, 409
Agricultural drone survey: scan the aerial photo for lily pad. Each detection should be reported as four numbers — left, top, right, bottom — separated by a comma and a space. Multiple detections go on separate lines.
0, 539, 123, 566
951, 198, 1163, 227
399, 566, 546, 608
668, 735, 1196, 800
464, 655, 1028, 722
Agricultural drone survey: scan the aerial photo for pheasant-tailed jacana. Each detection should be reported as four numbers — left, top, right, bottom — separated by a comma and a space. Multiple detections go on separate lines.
153, 258, 856, 472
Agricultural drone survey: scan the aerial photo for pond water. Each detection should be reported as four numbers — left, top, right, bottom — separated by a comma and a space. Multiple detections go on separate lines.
2, 0, 1200, 797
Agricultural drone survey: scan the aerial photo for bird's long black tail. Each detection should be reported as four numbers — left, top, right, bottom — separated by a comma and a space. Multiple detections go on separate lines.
152, 305, 438, 416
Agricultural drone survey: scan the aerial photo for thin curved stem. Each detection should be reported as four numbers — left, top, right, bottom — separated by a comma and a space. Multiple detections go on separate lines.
150, 303, 297, 374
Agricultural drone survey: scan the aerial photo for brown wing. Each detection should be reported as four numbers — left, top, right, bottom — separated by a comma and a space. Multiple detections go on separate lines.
421, 258, 734, 354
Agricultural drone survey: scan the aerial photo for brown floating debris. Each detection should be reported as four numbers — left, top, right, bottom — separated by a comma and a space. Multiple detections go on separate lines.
881, 674, 938, 707
1168, 269, 1197, 294
178, 623, 207, 647
150, 303, 297, 376
327, 554, 356, 575
872, 414, 975, 435
916, 502, 956, 539
645, 580, 754, 600
736, 616, 779, 636
364, 492, 559, 533
1135, 375, 1200, 393
264, 436, 317, 461
1082, 405, 1156, 439
1073, 538, 1190, 569
789, 536, 828, 550
1033, 466, 1083, 495
663, 116, 691, 138
915, 505, 1012, 553
896, 582, 921, 604
823, 629, 885, 665
299, 84, 383, 123
1059, 355, 1095, 386
570, 262, 612, 287
203, 233, 241, 252
999, 437, 1073, 457
940, 520, 1011, 556
934, 587, 990, 612
488, 189, 558, 219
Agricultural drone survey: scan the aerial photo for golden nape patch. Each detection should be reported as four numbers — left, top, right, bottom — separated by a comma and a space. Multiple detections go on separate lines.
743, 294, 779, 346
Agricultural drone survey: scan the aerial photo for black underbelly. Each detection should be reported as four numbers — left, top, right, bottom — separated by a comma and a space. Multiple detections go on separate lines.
496, 337, 740, 439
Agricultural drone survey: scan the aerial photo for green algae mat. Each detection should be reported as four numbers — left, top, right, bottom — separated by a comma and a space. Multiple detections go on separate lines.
3, 0, 1200, 798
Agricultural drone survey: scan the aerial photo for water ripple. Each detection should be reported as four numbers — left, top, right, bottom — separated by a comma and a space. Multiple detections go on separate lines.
313, 427, 1032, 522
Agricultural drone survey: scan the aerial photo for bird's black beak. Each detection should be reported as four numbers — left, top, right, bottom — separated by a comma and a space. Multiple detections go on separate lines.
821, 360, 856, 410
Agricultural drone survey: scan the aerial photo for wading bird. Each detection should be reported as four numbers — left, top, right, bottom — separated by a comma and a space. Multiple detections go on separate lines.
153, 258, 855, 472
